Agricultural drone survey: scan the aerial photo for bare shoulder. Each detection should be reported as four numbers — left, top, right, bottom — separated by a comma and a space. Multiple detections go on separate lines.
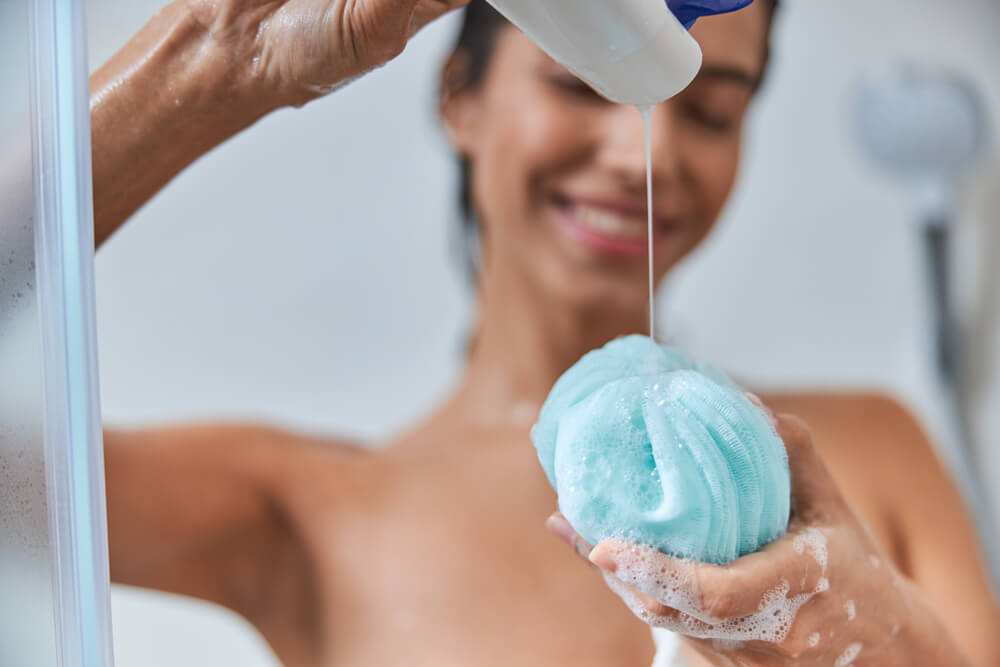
754, 392, 945, 562
756, 390, 926, 446
764, 392, 958, 528
755, 391, 937, 486
756, 391, 1000, 665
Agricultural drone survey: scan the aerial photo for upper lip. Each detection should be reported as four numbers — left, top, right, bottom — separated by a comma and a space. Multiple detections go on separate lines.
552, 193, 679, 230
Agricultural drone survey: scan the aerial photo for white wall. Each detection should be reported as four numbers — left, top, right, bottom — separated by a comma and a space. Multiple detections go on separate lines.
87, 1, 1000, 665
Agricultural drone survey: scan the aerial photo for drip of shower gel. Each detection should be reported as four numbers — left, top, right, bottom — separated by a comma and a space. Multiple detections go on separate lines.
667, 0, 757, 29
531, 335, 790, 565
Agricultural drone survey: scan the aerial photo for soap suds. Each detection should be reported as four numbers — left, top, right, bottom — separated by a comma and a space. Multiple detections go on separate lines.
711, 638, 745, 652
807, 632, 820, 647
793, 527, 828, 571
834, 642, 862, 666
844, 600, 856, 621
606, 531, 829, 644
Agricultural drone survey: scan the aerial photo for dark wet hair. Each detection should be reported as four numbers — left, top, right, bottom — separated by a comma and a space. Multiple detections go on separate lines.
446, 0, 782, 281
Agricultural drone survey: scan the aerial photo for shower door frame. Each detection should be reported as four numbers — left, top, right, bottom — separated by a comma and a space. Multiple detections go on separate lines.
30, 0, 115, 664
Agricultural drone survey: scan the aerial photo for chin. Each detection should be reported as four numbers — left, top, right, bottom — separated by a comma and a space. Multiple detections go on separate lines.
542, 266, 650, 320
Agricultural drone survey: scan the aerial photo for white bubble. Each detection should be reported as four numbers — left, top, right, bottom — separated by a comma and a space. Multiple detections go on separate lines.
844, 600, 856, 621
792, 527, 828, 571
834, 642, 862, 666
606, 543, 827, 644
807, 632, 820, 647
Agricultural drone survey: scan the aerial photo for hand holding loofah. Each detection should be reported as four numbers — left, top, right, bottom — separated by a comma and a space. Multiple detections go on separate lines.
531, 335, 790, 565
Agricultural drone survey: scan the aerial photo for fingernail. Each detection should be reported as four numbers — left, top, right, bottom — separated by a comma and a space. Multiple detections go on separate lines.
545, 513, 575, 545
588, 543, 619, 573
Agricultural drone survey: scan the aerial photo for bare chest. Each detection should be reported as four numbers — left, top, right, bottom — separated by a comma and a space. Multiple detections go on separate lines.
280, 416, 896, 667
293, 444, 658, 667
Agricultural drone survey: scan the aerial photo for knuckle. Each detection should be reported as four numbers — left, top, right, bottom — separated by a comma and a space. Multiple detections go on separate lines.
775, 414, 813, 450
369, 32, 406, 62
386, 33, 408, 58
184, 0, 217, 27
701, 587, 743, 619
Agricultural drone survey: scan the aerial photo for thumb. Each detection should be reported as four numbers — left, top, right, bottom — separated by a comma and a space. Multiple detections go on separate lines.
408, 0, 471, 37
774, 413, 846, 522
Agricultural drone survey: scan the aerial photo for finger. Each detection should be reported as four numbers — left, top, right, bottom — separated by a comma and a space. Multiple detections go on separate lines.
589, 541, 716, 622
601, 568, 739, 640
547, 522, 717, 630
590, 531, 829, 621
688, 528, 831, 619
599, 569, 692, 628
408, 0, 471, 37
774, 413, 846, 521
545, 513, 594, 560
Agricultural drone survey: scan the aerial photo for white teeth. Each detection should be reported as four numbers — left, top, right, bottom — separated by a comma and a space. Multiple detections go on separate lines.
574, 205, 648, 239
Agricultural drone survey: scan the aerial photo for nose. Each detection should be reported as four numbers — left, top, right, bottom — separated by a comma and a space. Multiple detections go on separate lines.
597, 104, 678, 195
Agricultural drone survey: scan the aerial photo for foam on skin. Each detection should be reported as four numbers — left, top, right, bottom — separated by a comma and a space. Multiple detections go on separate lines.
603, 529, 831, 644
834, 642, 863, 666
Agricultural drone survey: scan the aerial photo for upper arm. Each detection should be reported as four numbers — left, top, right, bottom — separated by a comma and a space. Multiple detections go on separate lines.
872, 401, 1000, 667
103, 424, 313, 621
767, 393, 1000, 666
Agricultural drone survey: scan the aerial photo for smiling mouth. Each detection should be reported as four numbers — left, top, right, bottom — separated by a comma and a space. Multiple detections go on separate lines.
550, 195, 678, 258
573, 204, 649, 239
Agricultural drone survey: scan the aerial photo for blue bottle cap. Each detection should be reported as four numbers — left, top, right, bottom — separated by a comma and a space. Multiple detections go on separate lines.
668, 0, 756, 29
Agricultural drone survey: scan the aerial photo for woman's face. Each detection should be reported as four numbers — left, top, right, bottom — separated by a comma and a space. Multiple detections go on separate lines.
445, 5, 771, 315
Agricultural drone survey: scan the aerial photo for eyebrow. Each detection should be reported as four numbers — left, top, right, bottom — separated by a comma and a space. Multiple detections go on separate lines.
697, 65, 760, 89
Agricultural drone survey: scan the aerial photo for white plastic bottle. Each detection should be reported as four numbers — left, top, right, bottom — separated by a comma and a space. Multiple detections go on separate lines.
484, 0, 703, 106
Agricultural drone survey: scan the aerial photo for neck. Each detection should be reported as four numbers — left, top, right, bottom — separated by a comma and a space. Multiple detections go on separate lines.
448, 260, 649, 427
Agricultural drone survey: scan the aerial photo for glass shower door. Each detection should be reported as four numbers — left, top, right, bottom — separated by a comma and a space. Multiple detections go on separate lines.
1, 0, 114, 665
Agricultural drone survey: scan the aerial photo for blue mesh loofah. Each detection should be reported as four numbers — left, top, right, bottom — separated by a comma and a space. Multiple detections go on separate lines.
667, 0, 757, 29
531, 335, 790, 565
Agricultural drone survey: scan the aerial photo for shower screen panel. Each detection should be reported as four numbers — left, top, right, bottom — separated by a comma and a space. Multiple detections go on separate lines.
1, 0, 114, 665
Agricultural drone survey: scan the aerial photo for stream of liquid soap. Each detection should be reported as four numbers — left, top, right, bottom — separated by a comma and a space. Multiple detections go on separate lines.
638, 105, 655, 341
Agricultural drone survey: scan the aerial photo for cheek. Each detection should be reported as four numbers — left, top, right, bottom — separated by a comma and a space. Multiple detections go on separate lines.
685, 134, 742, 239
473, 86, 592, 244
652, 132, 742, 280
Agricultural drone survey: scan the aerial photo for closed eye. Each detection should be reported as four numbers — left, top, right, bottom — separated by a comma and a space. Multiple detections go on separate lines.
680, 102, 737, 134
548, 73, 609, 104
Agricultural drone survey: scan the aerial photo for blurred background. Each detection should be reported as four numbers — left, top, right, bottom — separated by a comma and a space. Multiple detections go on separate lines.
77, 0, 1000, 664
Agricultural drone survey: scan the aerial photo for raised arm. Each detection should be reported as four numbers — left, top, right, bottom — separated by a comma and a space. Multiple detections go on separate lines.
103, 424, 329, 663
94, 1, 469, 657
90, 0, 469, 246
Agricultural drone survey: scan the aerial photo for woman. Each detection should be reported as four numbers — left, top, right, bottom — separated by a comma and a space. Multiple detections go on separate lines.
91, 0, 999, 665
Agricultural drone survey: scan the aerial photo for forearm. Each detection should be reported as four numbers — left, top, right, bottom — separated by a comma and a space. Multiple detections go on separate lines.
90, 2, 273, 247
